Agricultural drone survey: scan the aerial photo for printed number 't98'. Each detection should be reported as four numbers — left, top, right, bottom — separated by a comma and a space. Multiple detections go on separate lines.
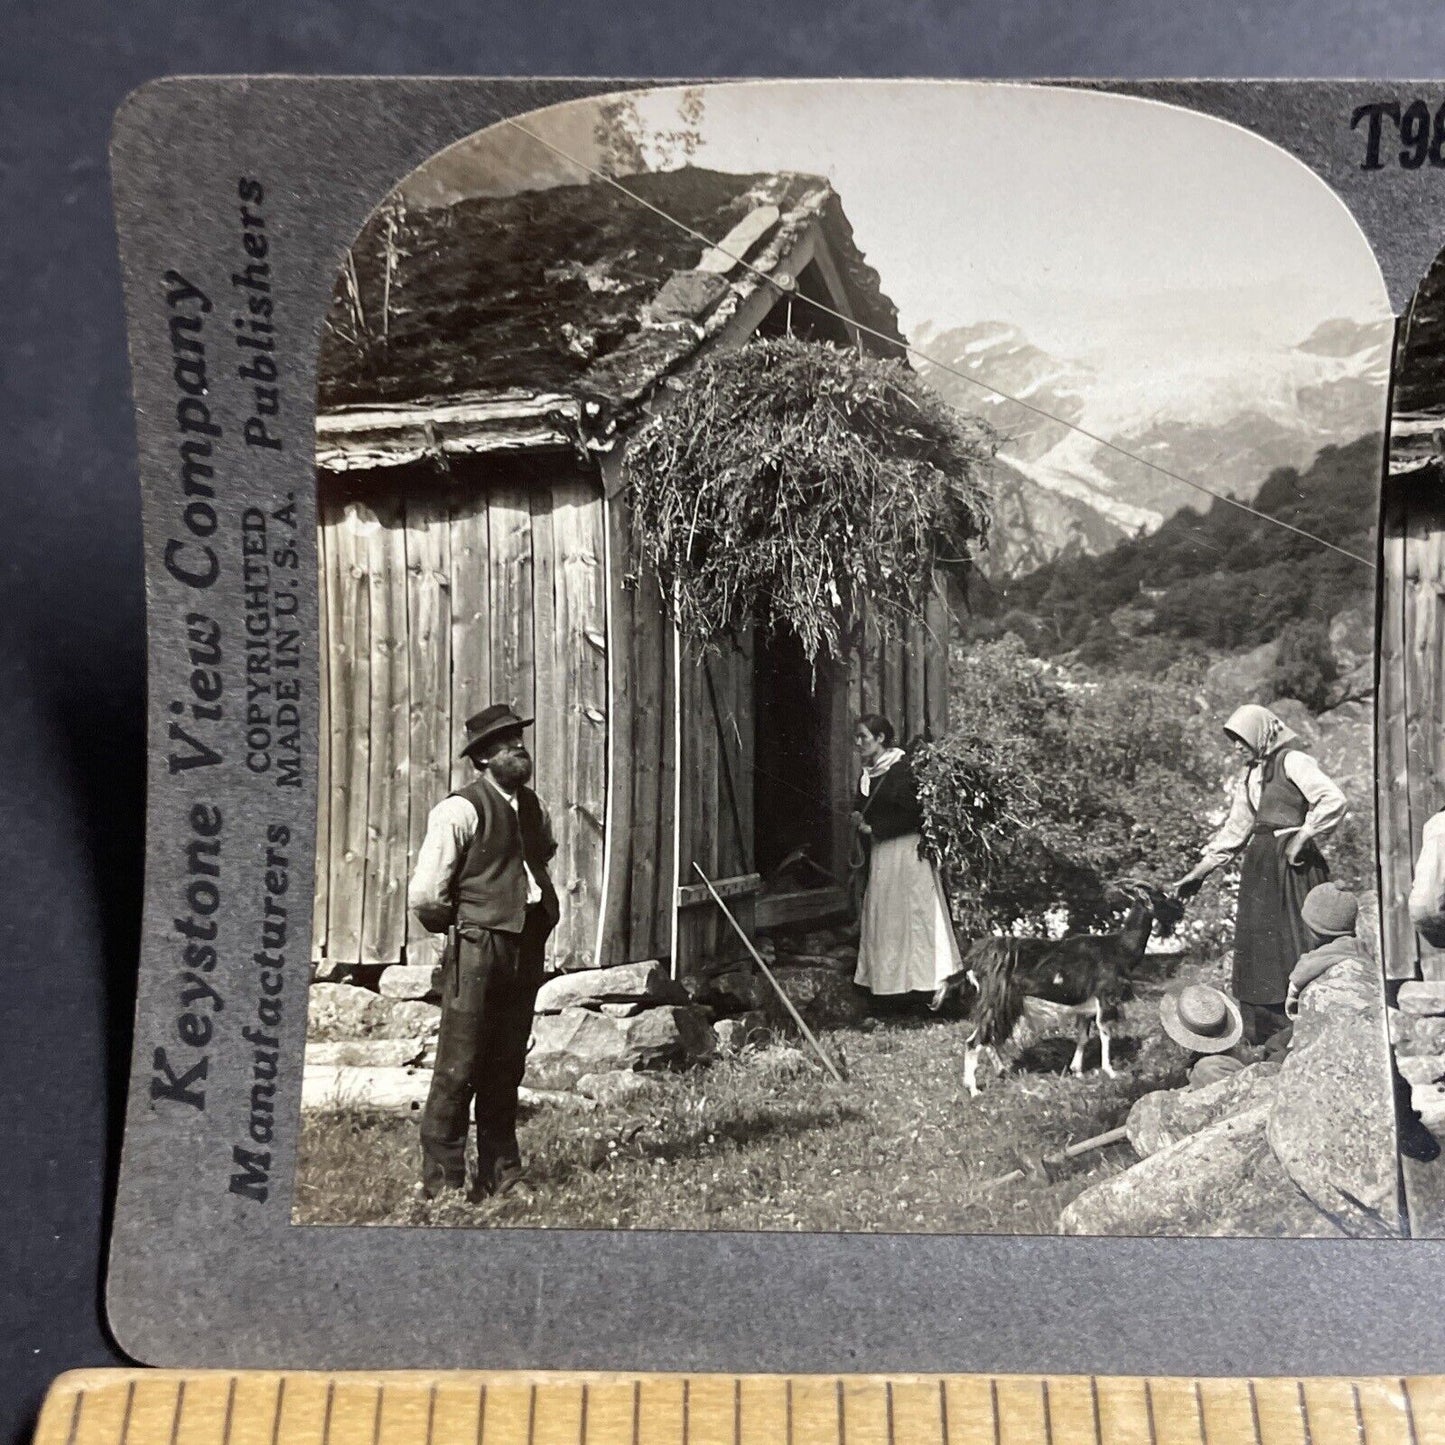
1352, 101, 1445, 171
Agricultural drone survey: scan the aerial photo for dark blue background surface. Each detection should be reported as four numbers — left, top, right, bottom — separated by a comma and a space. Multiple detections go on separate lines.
3, 5, 1441, 1443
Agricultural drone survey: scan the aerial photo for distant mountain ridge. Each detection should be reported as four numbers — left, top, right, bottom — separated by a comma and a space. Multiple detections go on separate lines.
912, 317, 1391, 579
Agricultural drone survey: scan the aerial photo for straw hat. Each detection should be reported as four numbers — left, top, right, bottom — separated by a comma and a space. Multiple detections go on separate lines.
1159, 983, 1244, 1054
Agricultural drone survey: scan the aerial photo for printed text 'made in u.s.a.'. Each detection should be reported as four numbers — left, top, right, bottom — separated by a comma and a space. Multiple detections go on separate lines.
243, 501, 303, 786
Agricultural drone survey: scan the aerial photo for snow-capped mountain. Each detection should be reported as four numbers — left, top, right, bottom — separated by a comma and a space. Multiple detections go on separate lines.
912, 317, 1392, 578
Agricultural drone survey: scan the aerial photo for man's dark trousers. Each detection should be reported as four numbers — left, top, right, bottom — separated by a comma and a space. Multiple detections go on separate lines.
419, 905, 551, 1195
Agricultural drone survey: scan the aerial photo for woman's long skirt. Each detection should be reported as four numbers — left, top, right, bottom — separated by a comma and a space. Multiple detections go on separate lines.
1233, 830, 1328, 1006
855, 833, 962, 996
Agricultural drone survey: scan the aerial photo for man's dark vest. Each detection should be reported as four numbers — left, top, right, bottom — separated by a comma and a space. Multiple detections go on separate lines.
1252, 741, 1310, 833
451, 778, 560, 933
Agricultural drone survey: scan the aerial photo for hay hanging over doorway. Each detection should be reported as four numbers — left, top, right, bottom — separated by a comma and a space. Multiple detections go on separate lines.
623, 336, 997, 661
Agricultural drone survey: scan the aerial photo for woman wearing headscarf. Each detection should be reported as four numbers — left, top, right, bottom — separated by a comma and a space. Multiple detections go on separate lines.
1172, 703, 1347, 1044
851, 714, 962, 999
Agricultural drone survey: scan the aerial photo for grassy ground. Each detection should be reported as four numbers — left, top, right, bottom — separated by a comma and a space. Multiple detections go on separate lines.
294, 950, 1210, 1233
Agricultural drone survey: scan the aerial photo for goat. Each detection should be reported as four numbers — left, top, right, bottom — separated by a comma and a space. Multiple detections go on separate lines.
929, 881, 1185, 1097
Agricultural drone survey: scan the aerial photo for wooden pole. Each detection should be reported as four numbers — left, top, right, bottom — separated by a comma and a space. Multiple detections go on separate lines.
979, 1124, 1131, 1191
692, 862, 845, 1084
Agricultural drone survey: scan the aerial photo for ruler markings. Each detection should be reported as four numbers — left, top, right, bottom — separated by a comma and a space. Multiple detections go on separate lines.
119, 1381, 137, 1445
221, 1378, 238, 1445
269, 1381, 285, 1445
63, 1389, 85, 1445
1399, 1381, 1419, 1445
33, 1373, 1445, 1445
168, 1383, 186, 1445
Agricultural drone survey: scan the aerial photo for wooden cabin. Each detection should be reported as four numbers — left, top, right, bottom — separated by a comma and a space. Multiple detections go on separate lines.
312, 167, 953, 977
1381, 247, 1445, 1231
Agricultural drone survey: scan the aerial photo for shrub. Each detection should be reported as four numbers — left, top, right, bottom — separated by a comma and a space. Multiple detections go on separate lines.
1268, 617, 1339, 711
942, 638, 1233, 932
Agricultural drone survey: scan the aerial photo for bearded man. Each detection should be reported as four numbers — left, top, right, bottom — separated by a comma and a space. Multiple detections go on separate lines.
408, 704, 560, 1201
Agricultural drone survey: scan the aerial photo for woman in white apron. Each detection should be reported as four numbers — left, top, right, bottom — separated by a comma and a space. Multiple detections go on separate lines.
851, 714, 962, 997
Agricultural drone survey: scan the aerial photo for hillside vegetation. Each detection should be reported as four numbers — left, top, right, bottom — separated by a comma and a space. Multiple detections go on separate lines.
966, 434, 1381, 670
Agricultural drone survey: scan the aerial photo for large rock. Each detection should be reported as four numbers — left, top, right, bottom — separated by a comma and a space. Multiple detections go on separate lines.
1059, 1106, 1336, 1237
1267, 954, 1402, 1237
527, 1003, 714, 1081
685, 963, 772, 1016
1126, 1064, 1281, 1158
1329, 604, 1373, 676
305, 1038, 429, 1068
378, 963, 439, 1001
302, 1064, 591, 1114
767, 965, 869, 1030
534, 961, 689, 1014
1203, 640, 1281, 710
1391, 1011, 1445, 1054
1397, 981, 1445, 1015
306, 983, 442, 1041
1310, 698, 1373, 812
714, 1011, 770, 1054
302, 1063, 431, 1113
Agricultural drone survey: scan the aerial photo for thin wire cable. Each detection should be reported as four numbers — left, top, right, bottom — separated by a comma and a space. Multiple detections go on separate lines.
487, 107, 1375, 571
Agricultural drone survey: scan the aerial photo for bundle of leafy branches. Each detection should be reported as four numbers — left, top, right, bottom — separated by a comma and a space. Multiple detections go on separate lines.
911, 730, 1041, 933
936, 637, 1235, 934
623, 336, 997, 661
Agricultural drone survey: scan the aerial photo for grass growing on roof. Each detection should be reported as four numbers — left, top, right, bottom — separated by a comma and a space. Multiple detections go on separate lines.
623, 336, 997, 662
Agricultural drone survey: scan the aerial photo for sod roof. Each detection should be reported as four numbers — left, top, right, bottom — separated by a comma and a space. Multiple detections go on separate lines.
317, 166, 905, 419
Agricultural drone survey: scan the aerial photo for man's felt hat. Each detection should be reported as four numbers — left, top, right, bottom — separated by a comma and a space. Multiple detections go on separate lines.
1159, 983, 1244, 1054
1301, 881, 1357, 939
459, 703, 533, 760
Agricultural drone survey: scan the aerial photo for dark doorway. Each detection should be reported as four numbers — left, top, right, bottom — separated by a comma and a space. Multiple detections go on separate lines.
752, 627, 840, 886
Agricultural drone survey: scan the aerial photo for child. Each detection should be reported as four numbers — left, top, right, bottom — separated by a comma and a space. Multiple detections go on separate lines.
1284, 882, 1361, 1019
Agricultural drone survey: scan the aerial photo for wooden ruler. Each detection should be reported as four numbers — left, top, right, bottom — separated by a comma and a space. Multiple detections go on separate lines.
30, 1370, 1445, 1445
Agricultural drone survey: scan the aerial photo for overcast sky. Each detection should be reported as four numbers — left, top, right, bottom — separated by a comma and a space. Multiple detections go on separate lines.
400, 80, 1391, 370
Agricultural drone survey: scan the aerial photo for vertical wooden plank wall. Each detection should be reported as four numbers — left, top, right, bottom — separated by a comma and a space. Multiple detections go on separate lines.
552, 478, 608, 969
488, 484, 534, 724
311, 516, 332, 960
361, 499, 409, 963
315, 458, 615, 970
599, 468, 675, 968
325, 499, 372, 965
853, 604, 949, 744
448, 493, 491, 795
404, 493, 450, 970
1378, 477, 1414, 982
1394, 476, 1445, 984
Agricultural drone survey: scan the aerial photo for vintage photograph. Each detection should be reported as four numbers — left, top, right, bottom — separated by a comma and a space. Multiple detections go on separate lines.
294, 81, 1397, 1236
